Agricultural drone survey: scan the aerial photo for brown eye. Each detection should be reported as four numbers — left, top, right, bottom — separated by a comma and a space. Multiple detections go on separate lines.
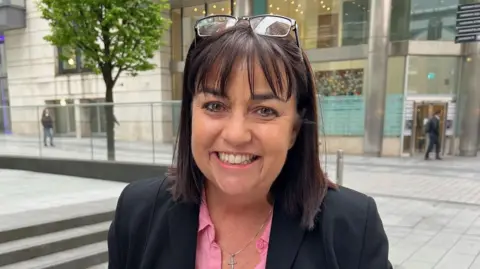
256, 107, 279, 117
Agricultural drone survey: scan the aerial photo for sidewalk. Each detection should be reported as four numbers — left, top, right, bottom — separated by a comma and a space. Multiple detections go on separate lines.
381, 196, 480, 268
337, 161, 480, 206
0, 169, 126, 232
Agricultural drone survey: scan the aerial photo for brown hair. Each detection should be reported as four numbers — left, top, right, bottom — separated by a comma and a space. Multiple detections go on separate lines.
170, 22, 336, 229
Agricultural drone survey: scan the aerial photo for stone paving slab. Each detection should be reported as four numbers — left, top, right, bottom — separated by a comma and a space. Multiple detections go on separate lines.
379, 196, 480, 269
0, 169, 127, 230
339, 167, 480, 205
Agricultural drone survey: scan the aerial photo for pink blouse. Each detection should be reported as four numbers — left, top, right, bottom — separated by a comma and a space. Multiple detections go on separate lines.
195, 201, 273, 269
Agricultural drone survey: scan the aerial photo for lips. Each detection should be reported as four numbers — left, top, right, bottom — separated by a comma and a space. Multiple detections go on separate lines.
215, 152, 259, 165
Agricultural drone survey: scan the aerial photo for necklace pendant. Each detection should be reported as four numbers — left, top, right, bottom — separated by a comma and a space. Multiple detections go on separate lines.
228, 254, 237, 269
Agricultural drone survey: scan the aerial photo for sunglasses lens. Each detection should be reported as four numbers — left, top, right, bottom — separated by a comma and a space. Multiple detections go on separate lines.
249, 16, 291, 36
197, 16, 237, 36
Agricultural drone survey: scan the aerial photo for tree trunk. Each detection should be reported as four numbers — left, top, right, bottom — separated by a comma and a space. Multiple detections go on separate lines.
105, 85, 115, 161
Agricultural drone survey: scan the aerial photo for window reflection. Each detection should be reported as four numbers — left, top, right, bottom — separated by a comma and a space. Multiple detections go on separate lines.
207, 1, 231, 16
58, 46, 88, 74
316, 69, 364, 96
61, 47, 78, 71
391, 0, 459, 41
267, 0, 369, 49
410, 0, 458, 41
407, 56, 459, 95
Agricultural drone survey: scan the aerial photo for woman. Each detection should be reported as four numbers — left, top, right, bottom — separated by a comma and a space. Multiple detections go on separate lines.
108, 15, 392, 269
41, 108, 54, 147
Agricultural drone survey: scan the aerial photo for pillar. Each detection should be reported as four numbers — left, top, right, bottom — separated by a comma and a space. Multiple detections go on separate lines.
233, 0, 253, 17
459, 43, 480, 157
363, 0, 392, 156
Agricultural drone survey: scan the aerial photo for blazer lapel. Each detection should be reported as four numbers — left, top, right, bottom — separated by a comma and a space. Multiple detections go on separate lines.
167, 201, 199, 268
138, 199, 199, 269
266, 203, 306, 269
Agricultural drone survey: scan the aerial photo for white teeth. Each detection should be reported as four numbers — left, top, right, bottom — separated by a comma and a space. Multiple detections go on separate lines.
218, 153, 256, 165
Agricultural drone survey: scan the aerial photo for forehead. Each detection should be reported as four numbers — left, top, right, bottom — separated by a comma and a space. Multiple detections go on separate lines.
200, 57, 291, 100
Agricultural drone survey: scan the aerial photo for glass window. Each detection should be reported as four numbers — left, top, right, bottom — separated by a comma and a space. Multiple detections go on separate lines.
267, 0, 369, 49
207, 1, 231, 16
0, 77, 11, 134
409, 0, 459, 41
312, 59, 367, 136
386, 57, 406, 94
59, 47, 78, 71
390, 0, 411, 41
392, 0, 464, 41
312, 59, 367, 93
182, 5, 206, 59
407, 56, 460, 95
0, 42, 6, 75
58, 47, 88, 74
315, 69, 364, 96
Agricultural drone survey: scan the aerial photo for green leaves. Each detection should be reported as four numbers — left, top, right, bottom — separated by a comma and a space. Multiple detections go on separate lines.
37, 0, 171, 85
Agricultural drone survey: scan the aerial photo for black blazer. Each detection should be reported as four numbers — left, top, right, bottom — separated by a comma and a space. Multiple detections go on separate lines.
108, 177, 393, 269
426, 116, 440, 137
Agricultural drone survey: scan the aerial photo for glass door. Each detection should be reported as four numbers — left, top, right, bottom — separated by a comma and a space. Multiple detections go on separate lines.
410, 102, 448, 155
412, 102, 430, 154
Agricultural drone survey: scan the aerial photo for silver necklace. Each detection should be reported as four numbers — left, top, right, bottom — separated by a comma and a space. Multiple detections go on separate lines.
219, 209, 273, 269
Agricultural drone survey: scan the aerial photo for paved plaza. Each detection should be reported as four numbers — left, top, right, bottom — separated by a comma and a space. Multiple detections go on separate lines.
2, 134, 480, 268
0, 169, 126, 232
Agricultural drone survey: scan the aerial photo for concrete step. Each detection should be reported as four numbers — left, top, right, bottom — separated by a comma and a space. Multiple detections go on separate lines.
0, 241, 108, 269
0, 222, 110, 266
87, 263, 108, 269
0, 211, 114, 244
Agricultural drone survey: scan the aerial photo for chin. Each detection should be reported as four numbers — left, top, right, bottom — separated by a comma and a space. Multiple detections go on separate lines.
213, 176, 258, 197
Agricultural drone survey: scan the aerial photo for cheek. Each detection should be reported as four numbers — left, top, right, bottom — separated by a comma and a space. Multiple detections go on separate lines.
191, 109, 222, 149
255, 122, 295, 153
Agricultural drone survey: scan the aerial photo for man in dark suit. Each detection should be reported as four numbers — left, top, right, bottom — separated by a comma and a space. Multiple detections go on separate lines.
425, 110, 442, 160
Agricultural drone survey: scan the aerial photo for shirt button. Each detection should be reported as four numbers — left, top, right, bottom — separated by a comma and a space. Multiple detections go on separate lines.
256, 240, 266, 250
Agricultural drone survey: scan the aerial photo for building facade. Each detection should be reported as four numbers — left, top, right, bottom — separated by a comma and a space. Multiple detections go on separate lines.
1, 0, 174, 143
169, 0, 480, 157
1, 0, 480, 156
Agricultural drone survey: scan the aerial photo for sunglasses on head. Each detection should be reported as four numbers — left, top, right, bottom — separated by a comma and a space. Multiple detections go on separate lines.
193, 14, 301, 47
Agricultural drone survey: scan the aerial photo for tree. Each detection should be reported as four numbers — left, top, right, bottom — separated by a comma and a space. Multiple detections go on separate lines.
38, 0, 171, 160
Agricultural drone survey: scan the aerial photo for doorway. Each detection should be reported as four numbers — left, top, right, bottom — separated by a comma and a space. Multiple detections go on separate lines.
410, 102, 448, 155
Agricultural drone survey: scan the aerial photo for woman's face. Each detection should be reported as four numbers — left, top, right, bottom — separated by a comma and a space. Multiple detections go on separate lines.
191, 60, 299, 197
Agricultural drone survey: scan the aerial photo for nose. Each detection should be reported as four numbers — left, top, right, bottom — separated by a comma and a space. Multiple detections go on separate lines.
221, 113, 252, 146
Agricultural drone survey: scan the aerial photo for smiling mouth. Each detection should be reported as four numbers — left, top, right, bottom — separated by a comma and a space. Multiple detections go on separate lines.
215, 152, 260, 165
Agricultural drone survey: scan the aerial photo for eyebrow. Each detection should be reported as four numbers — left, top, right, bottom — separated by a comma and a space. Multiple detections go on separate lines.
201, 88, 283, 101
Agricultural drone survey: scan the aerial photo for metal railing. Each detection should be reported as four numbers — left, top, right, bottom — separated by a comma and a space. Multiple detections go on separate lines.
0, 101, 182, 164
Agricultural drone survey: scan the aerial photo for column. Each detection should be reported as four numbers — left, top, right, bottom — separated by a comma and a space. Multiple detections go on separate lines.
234, 0, 253, 17
363, 0, 392, 156
459, 43, 480, 157
74, 99, 82, 139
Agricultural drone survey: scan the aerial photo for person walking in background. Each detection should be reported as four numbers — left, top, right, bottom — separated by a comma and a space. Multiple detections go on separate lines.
41, 108, 54, 147
425, 110, 442, 160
